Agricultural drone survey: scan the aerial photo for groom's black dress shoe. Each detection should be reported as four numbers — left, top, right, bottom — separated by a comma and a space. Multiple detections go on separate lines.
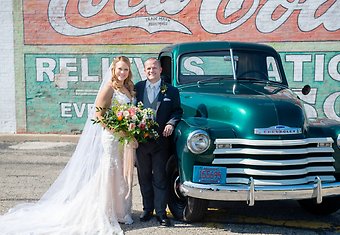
139, 211, 153, 222
156, 215, 171, 227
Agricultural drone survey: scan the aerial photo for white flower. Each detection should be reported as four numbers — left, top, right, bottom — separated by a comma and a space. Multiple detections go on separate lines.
131, 115, 138, 121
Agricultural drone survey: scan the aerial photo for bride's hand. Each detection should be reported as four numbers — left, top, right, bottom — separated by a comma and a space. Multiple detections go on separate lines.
118, 131, 127, 138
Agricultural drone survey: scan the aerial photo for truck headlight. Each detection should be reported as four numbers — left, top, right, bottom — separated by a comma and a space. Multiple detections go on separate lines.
337, 134, 340, 148
187, 130, 210, 154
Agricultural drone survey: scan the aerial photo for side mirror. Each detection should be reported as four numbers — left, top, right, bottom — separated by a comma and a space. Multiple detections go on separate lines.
302, 85, 311, 95
161, 74, 171, 84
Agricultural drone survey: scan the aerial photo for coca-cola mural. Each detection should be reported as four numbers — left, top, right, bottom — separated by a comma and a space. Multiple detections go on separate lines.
25, 0, 339, 44
21, 0, 339, 133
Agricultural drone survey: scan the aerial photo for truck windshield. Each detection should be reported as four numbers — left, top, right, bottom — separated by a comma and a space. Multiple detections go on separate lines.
178, 50, 282, 85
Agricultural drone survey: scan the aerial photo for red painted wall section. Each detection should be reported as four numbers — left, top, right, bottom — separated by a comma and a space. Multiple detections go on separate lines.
24, 0, 340, 45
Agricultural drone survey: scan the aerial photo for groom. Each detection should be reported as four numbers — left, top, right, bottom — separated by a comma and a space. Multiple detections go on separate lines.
135, 58, 183, 226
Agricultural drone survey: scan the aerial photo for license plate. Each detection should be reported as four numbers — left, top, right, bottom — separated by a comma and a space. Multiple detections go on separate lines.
193, 166, 227, 184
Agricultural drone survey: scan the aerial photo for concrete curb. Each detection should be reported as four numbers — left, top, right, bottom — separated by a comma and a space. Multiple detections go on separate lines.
0, 134, 80, 143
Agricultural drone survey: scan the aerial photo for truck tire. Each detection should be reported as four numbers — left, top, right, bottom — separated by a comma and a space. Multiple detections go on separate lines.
168, 168, 186, 220
183, 196, 208, 222
167, 164, 208, 222
298, 196, 340, 215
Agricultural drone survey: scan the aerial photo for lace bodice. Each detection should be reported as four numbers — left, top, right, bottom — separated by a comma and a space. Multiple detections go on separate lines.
112, 90, 132, 105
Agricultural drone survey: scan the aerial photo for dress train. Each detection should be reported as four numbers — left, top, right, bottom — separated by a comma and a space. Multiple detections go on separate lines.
0, 92, 134, 234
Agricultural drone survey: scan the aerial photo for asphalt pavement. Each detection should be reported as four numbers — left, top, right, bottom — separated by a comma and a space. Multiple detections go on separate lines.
0, 134, 339, 234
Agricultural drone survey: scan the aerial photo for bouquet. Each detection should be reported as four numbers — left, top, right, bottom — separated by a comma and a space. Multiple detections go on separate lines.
92, 101, 159, 143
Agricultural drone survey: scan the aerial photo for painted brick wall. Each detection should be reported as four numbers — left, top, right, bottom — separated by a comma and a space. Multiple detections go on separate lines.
1, 0, 339, 133
0, 0, 16, 133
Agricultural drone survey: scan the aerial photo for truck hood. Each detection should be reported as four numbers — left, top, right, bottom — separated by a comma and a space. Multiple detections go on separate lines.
179, 81, 307, 139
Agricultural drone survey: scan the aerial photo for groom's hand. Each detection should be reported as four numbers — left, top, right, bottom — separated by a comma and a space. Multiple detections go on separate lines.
163, 124, 174, 137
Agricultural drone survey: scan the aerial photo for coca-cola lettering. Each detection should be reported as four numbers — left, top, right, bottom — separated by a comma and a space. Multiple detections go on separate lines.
256, 0, 340, 33
47, 0, 339, 38
48, 0, 191, 36
200, 0, 259, 33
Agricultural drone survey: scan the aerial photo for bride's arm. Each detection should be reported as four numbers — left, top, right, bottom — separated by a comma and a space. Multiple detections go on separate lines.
95, 82, 114, 129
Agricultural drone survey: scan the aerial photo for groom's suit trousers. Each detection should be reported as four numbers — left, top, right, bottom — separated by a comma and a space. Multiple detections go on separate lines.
136, 137, 170, 216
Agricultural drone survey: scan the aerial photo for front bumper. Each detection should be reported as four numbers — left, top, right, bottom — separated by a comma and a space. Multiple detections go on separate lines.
180, 177, 340, 206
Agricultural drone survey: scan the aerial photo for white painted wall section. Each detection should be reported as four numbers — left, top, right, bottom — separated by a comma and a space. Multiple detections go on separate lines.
0, 0, 16, 133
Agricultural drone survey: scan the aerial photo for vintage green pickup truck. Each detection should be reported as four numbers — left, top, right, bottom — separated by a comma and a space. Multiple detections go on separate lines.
158, 41, 340, 222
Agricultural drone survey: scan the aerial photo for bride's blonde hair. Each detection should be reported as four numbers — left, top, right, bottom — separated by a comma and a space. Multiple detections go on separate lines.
111, 56, 135, 97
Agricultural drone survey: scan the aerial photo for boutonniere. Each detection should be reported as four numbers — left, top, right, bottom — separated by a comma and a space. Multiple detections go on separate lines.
161, 84, 168, 94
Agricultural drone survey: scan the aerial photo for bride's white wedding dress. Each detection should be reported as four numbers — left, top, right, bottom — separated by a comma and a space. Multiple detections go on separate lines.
102, 91, 134, 225
0, 91, 134, 235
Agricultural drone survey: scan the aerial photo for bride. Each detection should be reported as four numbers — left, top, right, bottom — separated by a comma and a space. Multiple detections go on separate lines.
0, 56, 136, 234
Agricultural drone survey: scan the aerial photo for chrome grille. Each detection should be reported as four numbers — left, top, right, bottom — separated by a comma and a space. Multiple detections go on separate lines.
212, 137, 335, 186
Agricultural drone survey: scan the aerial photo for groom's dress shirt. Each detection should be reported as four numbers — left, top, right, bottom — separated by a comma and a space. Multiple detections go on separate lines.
146, 79, 161, 103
